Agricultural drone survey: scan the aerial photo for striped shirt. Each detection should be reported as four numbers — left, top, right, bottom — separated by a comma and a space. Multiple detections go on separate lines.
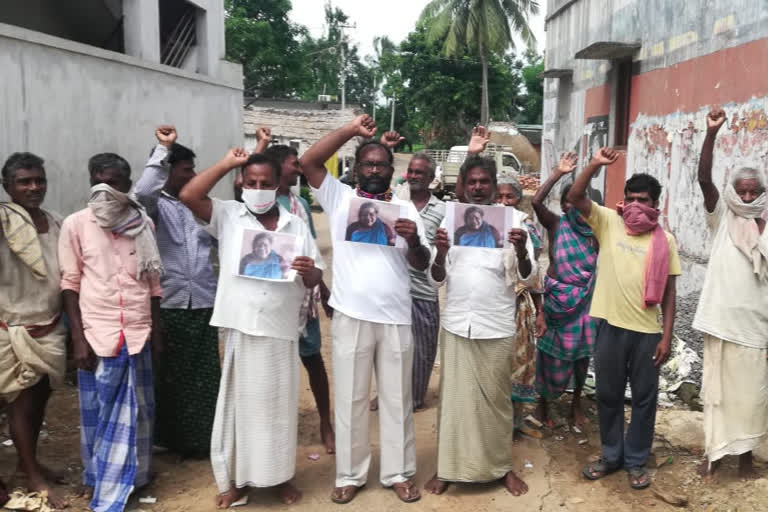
133, 145, 217, 310
409, 194, 445, 301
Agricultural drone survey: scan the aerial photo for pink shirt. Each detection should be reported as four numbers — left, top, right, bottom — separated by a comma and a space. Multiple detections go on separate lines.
58, 208, 162, 357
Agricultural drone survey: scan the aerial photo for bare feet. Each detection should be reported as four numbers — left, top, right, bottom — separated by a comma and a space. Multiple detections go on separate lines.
215, 484, 248, 509
321, 420, 336, 454
738, 452, 758, 479
15, 463, 67, 485
698, 459, 720, 478
27, 473, 68, 509
276, 482, 302, 505
424, 474, 449, 495
74, 485, 93, 499
502, 471, 529, 496
571, 403, 589, 427
369, 397, 378, 411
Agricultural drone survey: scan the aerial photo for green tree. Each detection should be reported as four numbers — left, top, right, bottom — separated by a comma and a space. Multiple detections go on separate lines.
294, 6, 375, 108
383, 24, 522, 147
514, 50, 544, 124
224, 0, 308, 97
420, 0, 539, 125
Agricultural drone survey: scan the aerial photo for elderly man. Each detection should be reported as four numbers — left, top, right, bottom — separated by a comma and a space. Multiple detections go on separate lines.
300, 115, 429, 505
180, 149, 323, 508
133, 126, 220, 459
402, 151, 445, 410
531, 153, 598, 425
1, 153, 67, 509
569, 148, 680, 490
60, 153, 163, 512
425, 155, 537, 497
694, 109, 768, 479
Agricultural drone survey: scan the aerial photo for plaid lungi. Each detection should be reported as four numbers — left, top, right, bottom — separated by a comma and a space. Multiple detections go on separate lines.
535, 350, 589, 399
78, 342, 154, 512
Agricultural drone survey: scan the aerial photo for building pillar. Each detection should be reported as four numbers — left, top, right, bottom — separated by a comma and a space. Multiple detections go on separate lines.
123, 0, 160, 63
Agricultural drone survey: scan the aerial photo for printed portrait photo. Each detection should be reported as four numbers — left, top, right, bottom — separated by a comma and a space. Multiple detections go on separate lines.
237, 229, 299, 281
446, 203, 507, 249
344, 197, 401, 247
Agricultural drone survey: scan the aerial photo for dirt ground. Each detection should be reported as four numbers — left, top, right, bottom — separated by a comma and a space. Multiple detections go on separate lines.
2, 212, 768, 511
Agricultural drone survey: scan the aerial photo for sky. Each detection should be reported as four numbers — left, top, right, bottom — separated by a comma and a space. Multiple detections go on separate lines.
288, 0, 546, 60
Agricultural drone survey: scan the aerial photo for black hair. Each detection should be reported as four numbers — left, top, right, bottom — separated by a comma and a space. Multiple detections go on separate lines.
459, 155, 497, 185
2, 152, 45, 182
355, 140, 393, 164
464, 205, 484, 223
560, 184, 572, 204
242, 153, 281, 183
88, 153, 131, 179
252, 231, 274, 249
624, 173, 662, 202
264, 145, 298, 165
168, 143, 196, 166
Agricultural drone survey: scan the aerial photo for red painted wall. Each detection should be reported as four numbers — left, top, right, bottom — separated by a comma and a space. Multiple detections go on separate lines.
598, 38, 768, 203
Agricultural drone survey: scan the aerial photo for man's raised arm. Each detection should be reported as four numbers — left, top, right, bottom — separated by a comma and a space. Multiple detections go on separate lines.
566, 148, 619, 219
178, 149, 249, 223
698, 109, 725, 213
299, 115, 377, 189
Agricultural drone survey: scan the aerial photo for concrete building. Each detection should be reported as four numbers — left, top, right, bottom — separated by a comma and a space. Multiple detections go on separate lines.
243, 99, 363, 174
542, 0, 768, 294
0, 0, 243, 214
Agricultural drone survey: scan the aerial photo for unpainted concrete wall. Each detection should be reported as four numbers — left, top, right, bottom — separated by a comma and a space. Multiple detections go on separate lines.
0, 24, 243, 216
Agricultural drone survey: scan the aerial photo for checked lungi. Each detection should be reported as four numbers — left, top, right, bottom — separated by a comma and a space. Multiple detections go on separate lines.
78, 343, 154, 512
411, 298, 440, 409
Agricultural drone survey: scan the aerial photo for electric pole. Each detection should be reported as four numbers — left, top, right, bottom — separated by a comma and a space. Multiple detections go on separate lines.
338, 23, 356, 111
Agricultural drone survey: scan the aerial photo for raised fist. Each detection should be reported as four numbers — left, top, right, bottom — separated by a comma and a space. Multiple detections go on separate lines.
155, 125, 177, 147
706, 109, 726, 135
590, 147, 619, 167
256, 126, 272, 142
380, 131, 405, 150
350, 115, 377, 138
223, 148, 249, 169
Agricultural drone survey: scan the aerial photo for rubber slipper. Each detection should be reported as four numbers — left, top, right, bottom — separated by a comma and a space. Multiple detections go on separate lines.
583, 459, 622, 481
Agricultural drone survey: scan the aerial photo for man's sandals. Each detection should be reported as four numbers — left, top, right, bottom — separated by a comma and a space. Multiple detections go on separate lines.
584, 460, 650, 490
331, 485, 364, 504
388, 480, 421, 503
331, 480, 421, 505
583, 459, 622, 481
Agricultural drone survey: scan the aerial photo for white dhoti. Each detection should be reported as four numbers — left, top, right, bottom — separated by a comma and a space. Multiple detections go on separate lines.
0, 320, 67, 402
332, 312, 416, 487
210, 329, 299, 492
702, 335, 768, 463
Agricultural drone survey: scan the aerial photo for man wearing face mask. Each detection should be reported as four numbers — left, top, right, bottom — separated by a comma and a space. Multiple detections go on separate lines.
694, 109, 768, 480
179, 149, 323, 508
425, 156, 537, 499
568, 148, 680, 491
59, 153, 164, 512
133, 125, 221, 459
300, 115, 430, 505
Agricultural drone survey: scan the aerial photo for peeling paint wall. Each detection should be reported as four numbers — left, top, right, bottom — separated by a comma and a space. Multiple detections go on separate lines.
629, 98, 768, 263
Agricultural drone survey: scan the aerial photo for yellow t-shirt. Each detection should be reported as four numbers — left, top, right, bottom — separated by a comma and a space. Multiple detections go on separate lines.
586, 202, 682, 334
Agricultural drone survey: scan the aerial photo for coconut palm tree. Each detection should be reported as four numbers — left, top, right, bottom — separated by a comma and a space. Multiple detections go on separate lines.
420, 0, 539, 125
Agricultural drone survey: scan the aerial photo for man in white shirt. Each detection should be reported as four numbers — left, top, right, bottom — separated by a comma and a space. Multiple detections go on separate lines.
299, 115, 430, 505
425, 155, 537, 498
179, 150, 323, 508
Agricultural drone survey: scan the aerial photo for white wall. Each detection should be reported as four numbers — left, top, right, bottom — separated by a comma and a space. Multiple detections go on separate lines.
0, 23, 243, 215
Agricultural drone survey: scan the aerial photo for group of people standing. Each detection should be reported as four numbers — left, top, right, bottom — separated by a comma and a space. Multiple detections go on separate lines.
0, 107, 765, 511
